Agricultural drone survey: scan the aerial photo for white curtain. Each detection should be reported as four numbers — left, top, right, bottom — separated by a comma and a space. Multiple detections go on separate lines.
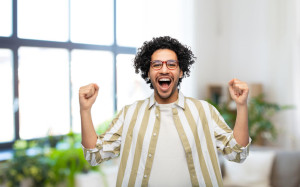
294, 0, 300, 148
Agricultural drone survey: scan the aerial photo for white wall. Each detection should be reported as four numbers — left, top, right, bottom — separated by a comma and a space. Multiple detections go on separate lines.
181, 0, 219, 98
189, 0, 300, 149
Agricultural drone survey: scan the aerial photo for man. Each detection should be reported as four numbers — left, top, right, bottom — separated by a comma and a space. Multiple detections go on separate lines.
79, 36, 251, 187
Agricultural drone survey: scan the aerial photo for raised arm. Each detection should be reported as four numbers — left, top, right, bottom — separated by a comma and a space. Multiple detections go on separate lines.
228, 79, 250, 147
79, 83, 99, 149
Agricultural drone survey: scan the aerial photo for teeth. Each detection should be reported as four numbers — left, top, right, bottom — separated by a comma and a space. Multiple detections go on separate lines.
159, 78, 170, 81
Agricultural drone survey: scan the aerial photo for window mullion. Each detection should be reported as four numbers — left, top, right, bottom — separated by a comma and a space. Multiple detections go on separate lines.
113, 0, 117, 112
13, 47, 20, 140
12, 0, 20, 141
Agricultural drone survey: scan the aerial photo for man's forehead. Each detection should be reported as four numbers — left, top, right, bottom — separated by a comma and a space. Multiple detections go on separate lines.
151, 49, 177, 59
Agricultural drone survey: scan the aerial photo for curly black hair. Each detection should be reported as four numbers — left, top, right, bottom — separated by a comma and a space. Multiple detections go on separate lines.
133, 36, 196, 89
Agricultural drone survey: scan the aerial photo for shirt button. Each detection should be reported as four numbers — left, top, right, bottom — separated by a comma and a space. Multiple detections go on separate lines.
144, 175, 147, 178
156, 114, 159, 117
153, 133, 157, 136
149, 154, 152, 158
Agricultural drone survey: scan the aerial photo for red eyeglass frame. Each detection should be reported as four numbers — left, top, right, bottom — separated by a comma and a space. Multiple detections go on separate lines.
150, 60, 179, 70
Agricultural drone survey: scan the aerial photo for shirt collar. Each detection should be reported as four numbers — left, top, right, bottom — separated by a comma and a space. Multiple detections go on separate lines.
148, 91, 185, 110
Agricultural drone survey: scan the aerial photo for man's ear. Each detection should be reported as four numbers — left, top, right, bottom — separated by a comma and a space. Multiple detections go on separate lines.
180, 70, 183, 78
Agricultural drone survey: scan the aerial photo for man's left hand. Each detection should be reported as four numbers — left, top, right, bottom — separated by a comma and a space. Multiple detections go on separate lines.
228, 79, 249, 106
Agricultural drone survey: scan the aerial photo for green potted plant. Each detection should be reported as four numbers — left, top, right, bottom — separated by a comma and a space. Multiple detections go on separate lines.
0, 140, 52, 187
47, 132, 101, 187
247, 94, 293, 144
0, 132, 102, 187
208, 94, 293, 145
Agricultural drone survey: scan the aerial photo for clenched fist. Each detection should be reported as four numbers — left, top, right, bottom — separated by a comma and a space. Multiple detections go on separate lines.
228, 79, 249, 106
79, 83, 99, 111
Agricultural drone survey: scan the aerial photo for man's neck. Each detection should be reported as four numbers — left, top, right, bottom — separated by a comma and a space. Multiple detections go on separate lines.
154, 89, 179, 104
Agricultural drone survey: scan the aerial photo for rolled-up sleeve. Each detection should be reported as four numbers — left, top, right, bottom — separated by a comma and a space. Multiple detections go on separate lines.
82, 107, 125, 166
210, 104, 251, 163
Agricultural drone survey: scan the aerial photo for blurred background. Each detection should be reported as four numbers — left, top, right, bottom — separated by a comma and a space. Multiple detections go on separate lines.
0, 0, 300, 186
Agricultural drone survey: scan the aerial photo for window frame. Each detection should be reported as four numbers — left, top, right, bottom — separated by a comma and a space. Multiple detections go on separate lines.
0, 0, 136, 150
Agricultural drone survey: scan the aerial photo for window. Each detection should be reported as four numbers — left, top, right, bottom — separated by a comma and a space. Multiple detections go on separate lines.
116, 54, 151, 110
70, 0, 114, 45
18, 47, 70, 139
0, 0, 136, 149
0, 0, 191, 150
18, 0, 69, 41
116, 0, 144, 47
0, 0, 12, 37
0, 49, 14, 142
71, 50, 114, 132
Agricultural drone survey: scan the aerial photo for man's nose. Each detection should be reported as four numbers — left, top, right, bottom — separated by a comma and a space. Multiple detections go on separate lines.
160, 63, 169, 73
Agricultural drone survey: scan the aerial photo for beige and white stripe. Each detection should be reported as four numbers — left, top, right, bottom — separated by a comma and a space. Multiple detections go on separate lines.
186, 99, 219, 186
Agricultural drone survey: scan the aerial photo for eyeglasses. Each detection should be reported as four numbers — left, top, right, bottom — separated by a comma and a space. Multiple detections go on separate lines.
150, 60, 179, 70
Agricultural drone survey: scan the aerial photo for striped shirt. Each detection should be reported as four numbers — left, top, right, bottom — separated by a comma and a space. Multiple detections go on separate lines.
82, 91, 251, 187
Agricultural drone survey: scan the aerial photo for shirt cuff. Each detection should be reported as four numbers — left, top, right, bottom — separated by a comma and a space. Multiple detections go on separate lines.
81, 138, 103, 153
230, 136, 252, 159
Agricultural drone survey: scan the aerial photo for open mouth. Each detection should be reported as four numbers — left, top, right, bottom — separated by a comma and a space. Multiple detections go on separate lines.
158, 78, 171, 89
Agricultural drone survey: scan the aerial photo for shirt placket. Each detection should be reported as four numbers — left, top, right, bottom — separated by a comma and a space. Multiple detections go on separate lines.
141, 106, 161, 186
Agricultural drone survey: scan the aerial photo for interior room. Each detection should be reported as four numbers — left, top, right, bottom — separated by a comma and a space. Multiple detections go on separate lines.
0, 0, 300, 186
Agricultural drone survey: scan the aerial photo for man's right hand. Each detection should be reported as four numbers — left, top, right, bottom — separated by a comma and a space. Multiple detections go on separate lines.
79, 83, 99, 112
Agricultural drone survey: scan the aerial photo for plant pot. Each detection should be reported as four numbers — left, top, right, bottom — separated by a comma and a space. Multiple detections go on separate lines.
252, 133, 267, 146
